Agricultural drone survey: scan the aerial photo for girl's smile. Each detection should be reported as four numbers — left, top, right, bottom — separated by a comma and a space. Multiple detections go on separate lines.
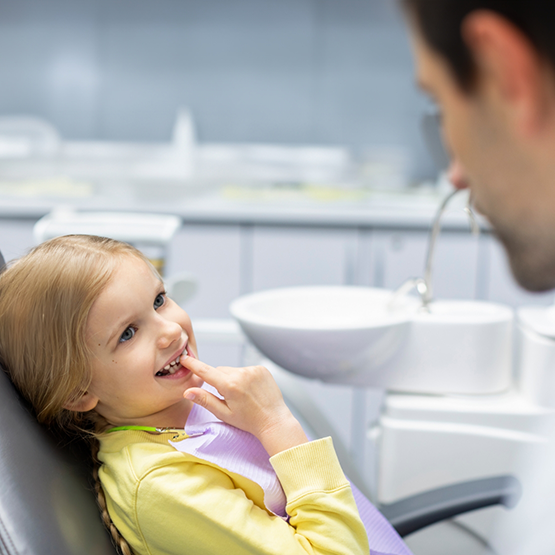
156, 344, 188, 377
77, 255, 203, 428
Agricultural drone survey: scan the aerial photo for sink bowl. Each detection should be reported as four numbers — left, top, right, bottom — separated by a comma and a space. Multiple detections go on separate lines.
230, 286, 514, 394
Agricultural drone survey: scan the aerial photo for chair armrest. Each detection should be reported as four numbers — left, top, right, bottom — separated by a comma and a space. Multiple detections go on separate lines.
378, 475, 522, 537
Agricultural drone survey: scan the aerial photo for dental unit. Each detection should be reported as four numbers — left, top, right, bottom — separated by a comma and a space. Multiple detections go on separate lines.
230, 188, 555, 550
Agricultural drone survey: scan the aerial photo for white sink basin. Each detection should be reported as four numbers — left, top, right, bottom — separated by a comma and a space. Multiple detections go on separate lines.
230, 286, 514, 394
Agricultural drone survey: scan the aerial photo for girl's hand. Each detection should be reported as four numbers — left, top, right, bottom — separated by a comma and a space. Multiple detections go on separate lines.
180, 355, 308, 457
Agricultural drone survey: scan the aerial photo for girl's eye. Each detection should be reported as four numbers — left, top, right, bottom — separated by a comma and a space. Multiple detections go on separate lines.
119, 326, 136, 343
154, 293, 166, 310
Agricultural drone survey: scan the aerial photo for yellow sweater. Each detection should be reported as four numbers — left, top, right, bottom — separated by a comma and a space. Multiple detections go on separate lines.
98, 430, 369, 555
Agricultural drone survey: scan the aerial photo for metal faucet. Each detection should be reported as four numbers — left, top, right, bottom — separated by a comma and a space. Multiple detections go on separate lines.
390, 187, 480, 310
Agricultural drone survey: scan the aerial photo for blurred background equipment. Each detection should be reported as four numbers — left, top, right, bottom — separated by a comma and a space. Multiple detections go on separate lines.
34, 209, 197, 305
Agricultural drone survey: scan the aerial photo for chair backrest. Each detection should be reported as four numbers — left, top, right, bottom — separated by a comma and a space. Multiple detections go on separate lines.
0, 247, 117, 555
0, 369, 118, 555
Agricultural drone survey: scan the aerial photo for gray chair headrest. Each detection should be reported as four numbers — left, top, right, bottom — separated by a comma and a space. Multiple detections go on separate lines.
0, 366, 117, 554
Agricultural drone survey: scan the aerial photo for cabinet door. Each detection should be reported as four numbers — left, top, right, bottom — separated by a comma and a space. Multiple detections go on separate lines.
166, 223, 242, 318
251, 226, 358, 291
0, 218, 38, 263
371, 229, 480, 300
480, 233, 554, 307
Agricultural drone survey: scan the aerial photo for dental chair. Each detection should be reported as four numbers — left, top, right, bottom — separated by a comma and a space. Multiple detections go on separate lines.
0, 250, 116, 555
0, 366, 117, 555
0, 248, 521, 555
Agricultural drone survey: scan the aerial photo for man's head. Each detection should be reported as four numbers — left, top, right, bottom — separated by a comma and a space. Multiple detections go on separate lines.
404, 1, 555, 291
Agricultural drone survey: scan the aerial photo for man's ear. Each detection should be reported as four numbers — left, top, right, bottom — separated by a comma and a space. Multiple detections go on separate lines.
462, 10, 550, 135
63, 391, 99, 413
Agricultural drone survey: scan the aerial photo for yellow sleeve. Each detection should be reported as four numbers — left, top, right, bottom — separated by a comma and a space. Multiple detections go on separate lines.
271, 437, 370, 554
134, 437, 369, 555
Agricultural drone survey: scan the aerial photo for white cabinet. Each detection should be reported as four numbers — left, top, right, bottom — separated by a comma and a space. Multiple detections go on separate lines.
250, 225, 359, 290
369, 229, 480, 300
166, 223, 242, 319
0, 218, 37, 263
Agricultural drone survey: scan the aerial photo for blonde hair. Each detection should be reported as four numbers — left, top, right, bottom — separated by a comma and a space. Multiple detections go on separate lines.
0, 234, 153, 555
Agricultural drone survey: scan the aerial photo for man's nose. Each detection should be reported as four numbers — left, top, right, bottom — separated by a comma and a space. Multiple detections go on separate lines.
448, 159, 470, 189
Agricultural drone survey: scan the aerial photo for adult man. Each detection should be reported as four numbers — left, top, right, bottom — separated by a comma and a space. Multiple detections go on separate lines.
403, 3, 555, 552
403, 1, 555, 292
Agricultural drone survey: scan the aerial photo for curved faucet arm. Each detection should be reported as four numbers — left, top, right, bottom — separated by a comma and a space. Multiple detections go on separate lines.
422, 188, 461, 306
391, 188, 479, 310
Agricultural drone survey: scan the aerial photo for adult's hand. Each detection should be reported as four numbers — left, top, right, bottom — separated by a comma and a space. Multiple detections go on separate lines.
180, 355, 308, 457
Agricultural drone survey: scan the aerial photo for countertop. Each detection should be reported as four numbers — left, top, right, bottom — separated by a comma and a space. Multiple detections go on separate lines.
0, 179, 486, 231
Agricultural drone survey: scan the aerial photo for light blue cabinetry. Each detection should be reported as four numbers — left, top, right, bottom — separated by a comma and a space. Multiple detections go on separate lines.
2, 216, 552, 316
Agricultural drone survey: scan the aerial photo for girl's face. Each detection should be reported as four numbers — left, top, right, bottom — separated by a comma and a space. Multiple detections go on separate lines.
82, 255, 202, 428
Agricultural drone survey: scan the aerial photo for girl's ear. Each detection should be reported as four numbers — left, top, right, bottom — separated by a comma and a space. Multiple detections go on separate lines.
63, 391, 99, 413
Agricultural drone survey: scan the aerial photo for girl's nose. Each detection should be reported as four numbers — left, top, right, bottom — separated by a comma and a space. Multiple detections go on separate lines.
156, 318, 182, 350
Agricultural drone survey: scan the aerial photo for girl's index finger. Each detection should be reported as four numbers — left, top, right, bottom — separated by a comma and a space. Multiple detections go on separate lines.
180, 355, 226, 388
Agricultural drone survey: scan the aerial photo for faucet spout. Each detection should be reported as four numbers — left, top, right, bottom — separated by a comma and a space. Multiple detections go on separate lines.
390, 187, 480, 310
422, 187, 479, 307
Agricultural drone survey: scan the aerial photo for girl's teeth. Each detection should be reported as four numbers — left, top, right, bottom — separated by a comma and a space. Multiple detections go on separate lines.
160, 353, 184, 375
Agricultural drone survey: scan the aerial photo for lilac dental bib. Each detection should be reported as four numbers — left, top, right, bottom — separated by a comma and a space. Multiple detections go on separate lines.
168, 385, 412, 555
169, 388, 287, 518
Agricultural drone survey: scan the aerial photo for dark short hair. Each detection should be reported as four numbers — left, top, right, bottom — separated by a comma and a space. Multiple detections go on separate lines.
403, 0, 555, 91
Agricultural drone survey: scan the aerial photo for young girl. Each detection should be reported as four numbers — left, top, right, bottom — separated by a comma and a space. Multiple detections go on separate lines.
0, 235, 411, 555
